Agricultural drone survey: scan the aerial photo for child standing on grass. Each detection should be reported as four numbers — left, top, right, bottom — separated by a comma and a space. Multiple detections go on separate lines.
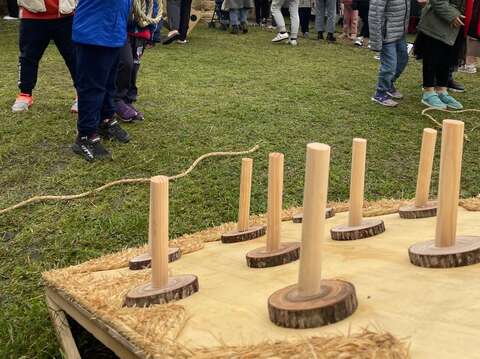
369, 0, 411, 106
72, 0, 132, 162
223, 0, 254, 34
341, 0, 358, 40
271, 0, 300, 45
11, 0, 77, 113
299, 0, 313, 38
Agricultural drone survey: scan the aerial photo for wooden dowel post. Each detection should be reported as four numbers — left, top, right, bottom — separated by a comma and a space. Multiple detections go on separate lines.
237, 158, 253, 232
415, 129, 437, 207
150, 176, 169, 289
298, 144, 331, 298
435, 120, 464, 248
348, 139, 367, 227
266, 153, 284, 252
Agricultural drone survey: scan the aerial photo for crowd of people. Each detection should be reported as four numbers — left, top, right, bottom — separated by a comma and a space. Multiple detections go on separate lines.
3, 0, 479, 162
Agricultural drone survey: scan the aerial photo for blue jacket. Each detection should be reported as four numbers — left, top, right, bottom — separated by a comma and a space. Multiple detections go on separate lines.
73, 0, 133, 48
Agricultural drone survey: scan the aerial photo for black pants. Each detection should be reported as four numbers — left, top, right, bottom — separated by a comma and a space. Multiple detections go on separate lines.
75, 44, 120, 137
18, 17, 76, 94
116, 36, 146, 104
179, 0, 193, 40
255, 0, 270, 23
357, 1, 369, 38
299, 7, 311, 34
7, 0, 19, 17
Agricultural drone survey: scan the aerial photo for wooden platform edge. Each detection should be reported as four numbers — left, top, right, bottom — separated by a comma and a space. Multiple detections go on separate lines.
45, 287, 144, 359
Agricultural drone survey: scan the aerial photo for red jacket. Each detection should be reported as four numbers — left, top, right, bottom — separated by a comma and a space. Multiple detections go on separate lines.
20, 0, 74, 19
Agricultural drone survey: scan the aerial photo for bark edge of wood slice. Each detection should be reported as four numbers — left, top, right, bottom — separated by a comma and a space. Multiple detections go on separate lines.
128, 247, 181, 270
246, 242, 300, 268
399, 201, 438, 219
331, 219, 385, 241
268, 279, 358, 329
221, 225, 266, 244
409, 236, 480, 268
292, 208, 335, 223
124, 274, 199, 307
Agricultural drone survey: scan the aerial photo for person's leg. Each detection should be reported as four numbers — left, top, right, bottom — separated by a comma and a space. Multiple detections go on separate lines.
50, 17, 77, 88
230, 9, 240, 26
392, 37, 408, 87
342, 4, 351, 35
239, 8, 248, 32
315, 0, 326, 34
179, 0, 193, 41
127, 38, 145, 104
373, 42, 398, 106
17, 19, 51, 95
167, 0, 181, 30
299, 7, 309, 34
262, 0, 271, 21
255, 0, 262, 23
350, 9, 358, 38
288, 0, 300, 39
325, 0, 336, 35
115, 38, 137, 121
7, 0, 19, 18
271, 0, 287, 33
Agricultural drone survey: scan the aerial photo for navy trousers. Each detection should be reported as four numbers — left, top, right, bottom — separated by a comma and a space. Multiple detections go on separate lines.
75, 43, 120, 137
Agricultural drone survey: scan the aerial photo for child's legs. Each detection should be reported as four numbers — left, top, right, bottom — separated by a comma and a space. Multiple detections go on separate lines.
376, 42, 397, 94
298, 7, 310, 33
116, 38, 134, 104
393, 37, 408, 85
350, 9, 358, 37
229, 9, 240, 25
325, 0, 336, 33
342, 4, 351, 34
315, 0, 325, 32
288, 0, 300, 38
271, 0, 287, 32
50, 17, 76, 88
76, 44, 117, 137
101, 49, 121, 122
239, 8, 248, 23
167, 0, 181, 30
18, 19, 51, 94
127, 38, 146, 103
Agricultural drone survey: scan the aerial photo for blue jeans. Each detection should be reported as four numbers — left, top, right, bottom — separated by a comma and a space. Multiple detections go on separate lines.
229, 8, 247, 25
376, 37, 408, 95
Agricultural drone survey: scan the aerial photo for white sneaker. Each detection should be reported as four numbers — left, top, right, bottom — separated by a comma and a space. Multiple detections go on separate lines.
458, 64, 477, 74
71, 98, 78, 113
407, 43, 414, 55
272, 32, 289, 42
288, 38, 298, 46
3, 16, 18, 20
354, 36, 363, 46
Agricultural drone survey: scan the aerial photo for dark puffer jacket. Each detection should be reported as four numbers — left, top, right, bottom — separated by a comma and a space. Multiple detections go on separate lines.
369, 0, 411, 50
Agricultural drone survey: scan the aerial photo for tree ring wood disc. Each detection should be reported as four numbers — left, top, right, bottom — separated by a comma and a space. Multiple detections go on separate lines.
124, 274, 199, 307
399, 201, 438, 219
128, 247, 181, 270
221, 225, 266, 244
268, 279, 358, 329
292, 208, 335, 223
331, 219, 385, 241
246, 242, 300, 268
409, 236, 480, 268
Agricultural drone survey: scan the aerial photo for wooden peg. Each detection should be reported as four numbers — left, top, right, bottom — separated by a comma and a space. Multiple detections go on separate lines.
246, 153, 300, 268
399, 128, 438, 219
221, 158, 266, 244
292, 208, 335, 223
331, 139, 385, 241
125, 176, 198, 307
409, 120, 480, 268
268, 144, 357, 328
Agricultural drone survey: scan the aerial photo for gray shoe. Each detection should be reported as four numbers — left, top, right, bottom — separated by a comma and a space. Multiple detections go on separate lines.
12, 94, 33, 112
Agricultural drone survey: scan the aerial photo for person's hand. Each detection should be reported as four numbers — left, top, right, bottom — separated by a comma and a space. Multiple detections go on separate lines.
451, 15, 465, 28
417, 0, 427, 8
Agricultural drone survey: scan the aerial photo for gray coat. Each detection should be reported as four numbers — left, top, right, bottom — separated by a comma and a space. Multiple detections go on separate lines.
368, 0, 410, 51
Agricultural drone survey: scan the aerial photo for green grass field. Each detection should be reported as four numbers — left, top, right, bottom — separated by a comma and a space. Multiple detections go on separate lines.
0, 20, 479, 357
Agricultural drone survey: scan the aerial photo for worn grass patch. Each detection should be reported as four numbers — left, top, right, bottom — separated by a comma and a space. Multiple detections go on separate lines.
0, 21, 479, 357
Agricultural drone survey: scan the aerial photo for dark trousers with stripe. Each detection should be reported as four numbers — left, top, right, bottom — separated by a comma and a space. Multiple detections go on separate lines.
75, 44, 120, 137
18, 17, 76, 94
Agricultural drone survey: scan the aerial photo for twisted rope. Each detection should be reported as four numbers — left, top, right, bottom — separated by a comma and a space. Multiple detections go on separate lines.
0, 145, 260, 215
422, 108, 480, 141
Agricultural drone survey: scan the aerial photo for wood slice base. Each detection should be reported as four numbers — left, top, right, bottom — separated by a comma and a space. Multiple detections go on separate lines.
246, 242, 300, 268
399, 201, 438, 219
292, 208, 335, 223
331, 219, 385, 241
409, 236, 480, 268
124, 274, 199, 307
268, 279, 358, 329
221, 225, 266, 244
128, 247, 181, 270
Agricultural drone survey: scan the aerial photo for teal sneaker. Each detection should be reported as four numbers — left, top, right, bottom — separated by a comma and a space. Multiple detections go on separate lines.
438, 92, 464, 110
421, 92, 447, 110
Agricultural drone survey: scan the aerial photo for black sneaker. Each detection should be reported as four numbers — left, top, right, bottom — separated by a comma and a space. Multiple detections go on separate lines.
318, 31, 324, 40
99, 118, 130, 143
447, 79, 465, 93
326, 32, 336, 43
72, 135, 111, 162
231, 25, 240, 34
241, 22, 248, 33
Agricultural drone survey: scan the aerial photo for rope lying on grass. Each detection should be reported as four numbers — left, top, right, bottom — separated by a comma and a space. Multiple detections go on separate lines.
422, 108, 480, 141
0, 145, 260, 216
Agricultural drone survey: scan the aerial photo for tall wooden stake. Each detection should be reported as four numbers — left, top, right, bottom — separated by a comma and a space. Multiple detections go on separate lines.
268, 143, 357, 329
409, 120, 480, 268
266, 153, 284, 252
297, 144, 330, 297
237, 158, 253, 232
